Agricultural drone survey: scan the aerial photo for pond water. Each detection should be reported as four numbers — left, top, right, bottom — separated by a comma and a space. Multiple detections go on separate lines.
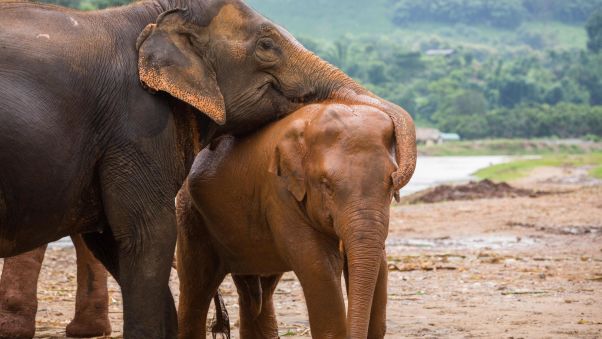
401, 155, 508, 195
52, 156, 508, 248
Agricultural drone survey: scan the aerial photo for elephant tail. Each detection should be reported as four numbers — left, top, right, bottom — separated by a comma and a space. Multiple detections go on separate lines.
211, 290, 231, 339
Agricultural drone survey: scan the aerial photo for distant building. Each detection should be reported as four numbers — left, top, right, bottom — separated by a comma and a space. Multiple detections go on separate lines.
416, 128, 461, 145
416, 128, 442, 145
425, 49, 455, 56
441, 133, 461, 142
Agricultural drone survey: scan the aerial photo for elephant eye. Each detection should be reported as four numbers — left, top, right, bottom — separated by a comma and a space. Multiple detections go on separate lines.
258, 38, 274, 50
320, 177, 334, 196
255, 38, 279, 65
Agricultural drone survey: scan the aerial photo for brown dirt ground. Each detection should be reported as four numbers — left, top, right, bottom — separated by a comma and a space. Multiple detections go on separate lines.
2, 169, 601, 338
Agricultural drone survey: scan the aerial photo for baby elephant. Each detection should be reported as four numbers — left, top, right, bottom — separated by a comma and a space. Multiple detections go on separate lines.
177, 103, 415, 338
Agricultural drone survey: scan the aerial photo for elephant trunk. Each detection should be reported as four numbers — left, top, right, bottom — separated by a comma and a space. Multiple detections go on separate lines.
337, 208, 388, 338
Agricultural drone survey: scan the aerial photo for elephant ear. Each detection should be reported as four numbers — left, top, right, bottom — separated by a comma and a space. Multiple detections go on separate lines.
268, 121, 307, 201
137, 9, 226, 125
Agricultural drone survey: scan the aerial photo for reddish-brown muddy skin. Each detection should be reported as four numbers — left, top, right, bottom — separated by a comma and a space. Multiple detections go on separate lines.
0, 246, 45, 339
0, 235, 109, 339
66, 235, 111, 338
177, 103, 416, 339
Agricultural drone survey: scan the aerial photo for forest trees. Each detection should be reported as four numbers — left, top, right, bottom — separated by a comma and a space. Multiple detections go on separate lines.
393, 0, 602, 28
587, 9, 602, 52
297, 31, 602, 139
392, 0, 525, 28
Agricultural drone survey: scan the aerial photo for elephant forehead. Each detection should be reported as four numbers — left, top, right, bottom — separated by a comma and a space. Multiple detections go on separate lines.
273, 23, 303, 49
310, 104, 392, 137
208, 4, 249, 40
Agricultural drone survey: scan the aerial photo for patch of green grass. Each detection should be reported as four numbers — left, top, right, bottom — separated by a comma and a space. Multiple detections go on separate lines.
419, 139, 602, 156
590, 165, 602, 179
474, 157, 553, 182
475, 153, 602, 182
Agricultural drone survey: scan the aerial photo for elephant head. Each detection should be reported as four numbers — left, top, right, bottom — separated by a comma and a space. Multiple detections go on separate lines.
269, 103, 412, 338
136, 1, 416, 175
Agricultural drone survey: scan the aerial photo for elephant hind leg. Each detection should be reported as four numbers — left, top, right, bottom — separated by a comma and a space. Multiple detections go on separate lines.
0, 245, 47, 339
233, 274, 282, 339
233, 275, 262, 321
256, 275, 282, 338
65, 234, 111, 338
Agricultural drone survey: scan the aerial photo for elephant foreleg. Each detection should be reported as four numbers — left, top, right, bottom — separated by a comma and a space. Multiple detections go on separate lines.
66, 234, 111, 337
97, 149, 179, 339
0, 245, 47, 339
288, 234, 346, 339
109, 209, 177, 339
176, 186, 225, 339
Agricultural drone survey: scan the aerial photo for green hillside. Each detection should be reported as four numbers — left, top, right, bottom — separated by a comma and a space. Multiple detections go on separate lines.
246, 0, 587, 50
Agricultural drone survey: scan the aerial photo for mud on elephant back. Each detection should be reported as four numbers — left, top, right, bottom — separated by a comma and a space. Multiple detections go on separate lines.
176, 103, 416, 339
0, 0, 415, 337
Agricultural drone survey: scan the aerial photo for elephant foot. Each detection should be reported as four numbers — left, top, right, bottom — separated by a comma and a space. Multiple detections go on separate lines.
66, 314, 111, 338
0, 310, 36, 339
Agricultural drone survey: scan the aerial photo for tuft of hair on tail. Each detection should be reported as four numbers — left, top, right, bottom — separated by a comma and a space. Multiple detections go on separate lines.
211, 289, 231, 339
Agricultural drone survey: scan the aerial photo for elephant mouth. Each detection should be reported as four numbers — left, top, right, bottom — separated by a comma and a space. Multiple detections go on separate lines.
270, 79, 320, 105
289, 90, 319, 104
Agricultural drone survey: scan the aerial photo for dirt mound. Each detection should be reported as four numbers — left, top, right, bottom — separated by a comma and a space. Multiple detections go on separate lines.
402, 179, 548, 204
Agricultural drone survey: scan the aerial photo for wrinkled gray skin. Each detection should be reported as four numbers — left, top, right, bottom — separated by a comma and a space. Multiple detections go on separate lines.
0, 0, 415, 337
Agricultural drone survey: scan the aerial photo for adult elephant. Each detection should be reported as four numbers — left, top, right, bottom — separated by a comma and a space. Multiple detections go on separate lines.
0, 0, 416, 338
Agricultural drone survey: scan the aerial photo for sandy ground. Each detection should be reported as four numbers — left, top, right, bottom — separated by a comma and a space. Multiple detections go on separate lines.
2, 166, 601, 338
